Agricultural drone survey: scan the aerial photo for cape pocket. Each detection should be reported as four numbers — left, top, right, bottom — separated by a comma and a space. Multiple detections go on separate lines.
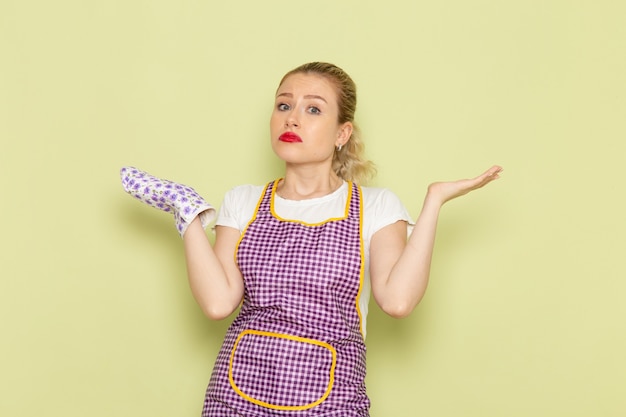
228, 329, 336, 411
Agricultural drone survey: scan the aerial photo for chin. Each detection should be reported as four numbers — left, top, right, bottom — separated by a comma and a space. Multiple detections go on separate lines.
271, 142, 295, 162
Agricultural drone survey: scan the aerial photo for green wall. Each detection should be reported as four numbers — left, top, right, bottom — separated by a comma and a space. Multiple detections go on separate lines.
1, 1, 624, 416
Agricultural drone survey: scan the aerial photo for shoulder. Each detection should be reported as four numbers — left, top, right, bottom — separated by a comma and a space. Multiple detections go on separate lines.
224, 183, 267, 204
358, 185, 413, 234
359, 185, 397, 199
359, 185, 405, 212
217, 183, 268, 231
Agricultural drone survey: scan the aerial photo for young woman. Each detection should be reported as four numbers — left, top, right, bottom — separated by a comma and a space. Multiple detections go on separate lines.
121, 62, 502, 416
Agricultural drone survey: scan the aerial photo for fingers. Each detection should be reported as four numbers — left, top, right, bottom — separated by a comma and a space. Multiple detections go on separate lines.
482, 165, 503, 178
479, 165, 503, 183
467, 165, 503, 191
427, 165, 503, 205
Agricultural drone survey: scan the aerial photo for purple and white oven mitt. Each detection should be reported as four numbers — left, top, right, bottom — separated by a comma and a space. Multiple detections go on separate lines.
120, 166, 216, 237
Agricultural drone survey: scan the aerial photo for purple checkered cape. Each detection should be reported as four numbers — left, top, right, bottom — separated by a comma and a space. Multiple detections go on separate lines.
202, 180, 369, 416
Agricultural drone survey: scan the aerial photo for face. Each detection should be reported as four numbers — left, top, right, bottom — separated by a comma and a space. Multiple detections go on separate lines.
270, 73, 352, 166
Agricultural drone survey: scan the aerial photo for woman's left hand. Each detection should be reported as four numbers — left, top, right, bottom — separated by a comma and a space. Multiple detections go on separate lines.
426, 165, 503, 206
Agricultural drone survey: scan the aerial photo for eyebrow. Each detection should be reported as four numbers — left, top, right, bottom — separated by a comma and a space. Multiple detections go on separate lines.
276, 92, 328, 103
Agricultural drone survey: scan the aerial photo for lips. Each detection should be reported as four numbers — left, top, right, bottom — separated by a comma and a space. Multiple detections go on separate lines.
279, 132, 302, 143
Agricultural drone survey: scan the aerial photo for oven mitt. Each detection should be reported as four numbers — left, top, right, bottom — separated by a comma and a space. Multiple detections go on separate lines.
120, 166, 216, 237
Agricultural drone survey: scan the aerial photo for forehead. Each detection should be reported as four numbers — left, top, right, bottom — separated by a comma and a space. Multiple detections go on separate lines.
277, 73, 338, 101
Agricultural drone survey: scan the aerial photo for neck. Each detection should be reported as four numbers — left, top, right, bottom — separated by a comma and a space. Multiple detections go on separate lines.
277, 166, 343, 200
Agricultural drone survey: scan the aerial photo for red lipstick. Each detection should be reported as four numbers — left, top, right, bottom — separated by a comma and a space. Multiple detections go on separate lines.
279, 132, 302, 143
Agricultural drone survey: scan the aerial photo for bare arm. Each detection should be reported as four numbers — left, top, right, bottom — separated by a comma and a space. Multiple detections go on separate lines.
370, 165, 503, 318
183, 218, 244, 320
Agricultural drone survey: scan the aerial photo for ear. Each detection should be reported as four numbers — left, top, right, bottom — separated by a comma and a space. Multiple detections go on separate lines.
336, 122, 353, 147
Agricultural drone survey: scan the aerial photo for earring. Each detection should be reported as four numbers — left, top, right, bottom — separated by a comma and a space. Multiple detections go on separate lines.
336, 144, 343, 151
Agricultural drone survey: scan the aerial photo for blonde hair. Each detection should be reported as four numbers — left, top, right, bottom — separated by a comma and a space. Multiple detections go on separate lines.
279, 62, 376, 184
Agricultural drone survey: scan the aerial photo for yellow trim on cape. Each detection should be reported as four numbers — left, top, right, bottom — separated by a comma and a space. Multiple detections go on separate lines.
355, 183, 366, 338
269, 178, 353, 226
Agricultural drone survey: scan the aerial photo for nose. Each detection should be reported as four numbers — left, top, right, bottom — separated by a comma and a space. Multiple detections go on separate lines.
285, 111, 299, 128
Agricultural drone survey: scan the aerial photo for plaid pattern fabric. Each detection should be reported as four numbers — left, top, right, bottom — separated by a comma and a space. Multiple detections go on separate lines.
203, 181, 369, 417
229, 330, 336, 408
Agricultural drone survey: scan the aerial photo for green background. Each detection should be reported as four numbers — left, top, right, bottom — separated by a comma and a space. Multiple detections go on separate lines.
1, 1, 624, 416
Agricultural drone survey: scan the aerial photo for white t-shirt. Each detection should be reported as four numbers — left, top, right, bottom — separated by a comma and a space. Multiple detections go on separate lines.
216, 181, 412, 337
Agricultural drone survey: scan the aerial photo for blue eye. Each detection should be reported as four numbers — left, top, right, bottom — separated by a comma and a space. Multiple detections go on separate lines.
277, 103, 290, 111
308, 106, 321, 114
